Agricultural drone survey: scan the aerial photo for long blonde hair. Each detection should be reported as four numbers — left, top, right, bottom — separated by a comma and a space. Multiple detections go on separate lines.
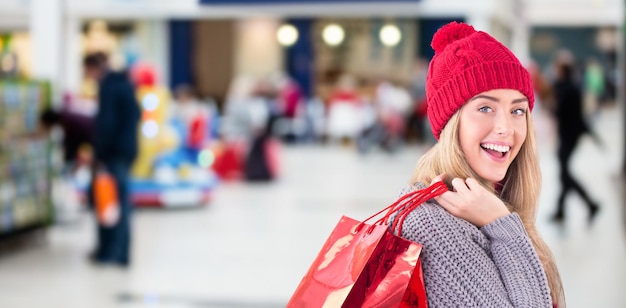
411, 110, 565, 306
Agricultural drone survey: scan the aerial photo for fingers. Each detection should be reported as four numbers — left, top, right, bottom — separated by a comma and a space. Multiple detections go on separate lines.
430, 173, 446, 186
450, 177, 470, 194
434, 177, 470, 215
432, 177, 508, 227
435, 191, 461, 215
464, 177, 482, 190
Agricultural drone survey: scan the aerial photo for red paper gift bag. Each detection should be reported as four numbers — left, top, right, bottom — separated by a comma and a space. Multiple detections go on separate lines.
288, 182, 447, 308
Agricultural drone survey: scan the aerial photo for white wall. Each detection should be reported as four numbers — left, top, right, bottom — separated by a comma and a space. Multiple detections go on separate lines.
525, 0, 624, 26
30, 0, 63, 101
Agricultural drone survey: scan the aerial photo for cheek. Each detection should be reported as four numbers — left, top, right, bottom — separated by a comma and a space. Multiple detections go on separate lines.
516, 120, 527, 141
458, 127, 474, 155
513, 122, 528, 156
459, 117, 485, 142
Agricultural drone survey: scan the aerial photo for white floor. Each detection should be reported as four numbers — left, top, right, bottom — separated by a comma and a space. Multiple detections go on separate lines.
0, 106, 624, 308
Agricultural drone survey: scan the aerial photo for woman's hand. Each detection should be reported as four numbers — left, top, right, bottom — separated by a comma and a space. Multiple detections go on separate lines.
430, 174, 510, 227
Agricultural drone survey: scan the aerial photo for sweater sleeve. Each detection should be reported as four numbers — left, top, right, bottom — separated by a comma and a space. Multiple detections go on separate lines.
396, 186, 552, 308
480, 213, 553, 307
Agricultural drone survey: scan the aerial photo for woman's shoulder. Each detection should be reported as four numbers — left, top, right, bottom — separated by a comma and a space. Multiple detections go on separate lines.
397, 183, 478, 242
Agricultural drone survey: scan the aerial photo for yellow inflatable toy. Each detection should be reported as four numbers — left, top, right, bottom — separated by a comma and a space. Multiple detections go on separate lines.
129, 63, 177, 179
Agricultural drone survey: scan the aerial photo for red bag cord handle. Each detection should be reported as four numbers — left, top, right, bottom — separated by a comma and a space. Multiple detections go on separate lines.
390, 182, 447, 235
354, 181, 448, 235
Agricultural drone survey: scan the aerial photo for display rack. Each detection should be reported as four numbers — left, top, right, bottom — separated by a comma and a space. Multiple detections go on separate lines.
0, 79, 53, 239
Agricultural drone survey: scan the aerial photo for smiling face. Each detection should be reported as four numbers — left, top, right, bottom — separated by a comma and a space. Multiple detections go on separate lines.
458, 89, 529, 184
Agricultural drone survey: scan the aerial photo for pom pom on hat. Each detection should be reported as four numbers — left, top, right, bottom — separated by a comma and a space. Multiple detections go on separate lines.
431, 22, 476, 53
426, 21, 534, 140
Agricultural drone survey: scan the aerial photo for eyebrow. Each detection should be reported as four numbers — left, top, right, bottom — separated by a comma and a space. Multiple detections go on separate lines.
470, 95, 528, 104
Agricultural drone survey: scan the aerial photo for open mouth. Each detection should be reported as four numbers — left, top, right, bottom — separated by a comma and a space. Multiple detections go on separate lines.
480, 143, 510, 159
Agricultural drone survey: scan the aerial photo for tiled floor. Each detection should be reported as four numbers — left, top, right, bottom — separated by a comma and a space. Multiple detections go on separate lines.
0, 105, 624, 308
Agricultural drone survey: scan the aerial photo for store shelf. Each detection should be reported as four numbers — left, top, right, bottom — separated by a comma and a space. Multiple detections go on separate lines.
0, 79, 53, 238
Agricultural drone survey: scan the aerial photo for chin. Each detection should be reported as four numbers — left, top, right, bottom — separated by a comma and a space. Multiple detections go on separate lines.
479, 170, 506, 184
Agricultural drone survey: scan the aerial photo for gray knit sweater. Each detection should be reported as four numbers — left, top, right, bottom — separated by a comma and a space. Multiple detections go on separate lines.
395, 184, 553, 307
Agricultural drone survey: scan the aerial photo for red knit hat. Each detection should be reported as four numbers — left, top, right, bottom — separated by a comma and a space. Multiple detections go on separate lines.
426, 22, 534, 140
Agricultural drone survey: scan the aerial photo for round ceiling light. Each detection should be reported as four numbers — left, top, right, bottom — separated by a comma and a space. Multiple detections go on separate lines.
277, 24, 298, 47
380, 24, 402, 47
322, 24, 345, 47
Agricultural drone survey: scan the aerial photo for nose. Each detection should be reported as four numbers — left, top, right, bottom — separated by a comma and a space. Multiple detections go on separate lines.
494, 111, 513, 136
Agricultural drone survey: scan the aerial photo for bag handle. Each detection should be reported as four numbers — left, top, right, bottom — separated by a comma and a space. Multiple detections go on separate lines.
355, 181, 448, 235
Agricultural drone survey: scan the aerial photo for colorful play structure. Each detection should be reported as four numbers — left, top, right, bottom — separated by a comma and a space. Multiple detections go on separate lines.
127, 63, 220, 208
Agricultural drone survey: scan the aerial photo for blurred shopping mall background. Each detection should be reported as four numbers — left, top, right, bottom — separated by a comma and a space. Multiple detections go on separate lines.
0, 0, 625, 307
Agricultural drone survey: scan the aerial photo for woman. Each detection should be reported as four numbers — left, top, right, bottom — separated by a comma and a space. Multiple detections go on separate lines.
396, 22, 565, 307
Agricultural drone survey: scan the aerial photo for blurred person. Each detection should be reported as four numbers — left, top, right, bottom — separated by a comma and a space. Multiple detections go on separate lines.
171, 84, 212, 150
545, 49, 575, 86
39, 106, 94, 169
377, 81, 412, 148
527, 59, 554, 112
221, 75, 257, 140
526, 60, 557, 143
39, 106, 95, 223
211, 75, 258, 181
355, 92, 382, 154
551, 58, 600, 223
266, 71, 301, 120
392, 22, 564, 307
407, 57, 430, 144
357, 80, 411, 153
600, 49, 618, 106
243, 78, 281, 182
84, 52, 141, 267
272, 72, 305, 143
326, 74, 365, 144
243, 112, 280, 182
299, 96, 326, 143
583, 58, 604, 120
171, 84, 204, 126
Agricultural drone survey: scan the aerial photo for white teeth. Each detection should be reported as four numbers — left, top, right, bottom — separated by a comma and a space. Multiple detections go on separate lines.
481, 143, 510, 153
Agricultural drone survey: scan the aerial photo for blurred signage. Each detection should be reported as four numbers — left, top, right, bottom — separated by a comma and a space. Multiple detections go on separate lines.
200, 0, 418, 4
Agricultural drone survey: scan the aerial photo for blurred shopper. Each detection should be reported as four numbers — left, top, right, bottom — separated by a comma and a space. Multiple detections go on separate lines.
393, 22, 564, 307
274, 73, 305, 143
243, 78, 281, 182
583, 58, 604, 120
527, 59, 554, 112
243, 114, 280, 182
172, 84, 212, 150
407, 58, 430, 144
39, 106, 94, 224
551, 58, 600, 223
357, 80, 411, 154
172, 84, 204, 126
39, 106, 94, 169
326, 74, 364, 144
84, 52, 141, 267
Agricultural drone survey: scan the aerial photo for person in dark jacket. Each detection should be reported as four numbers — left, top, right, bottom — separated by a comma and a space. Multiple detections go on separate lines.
551, 60, 600, 223
84, 52, 141, 267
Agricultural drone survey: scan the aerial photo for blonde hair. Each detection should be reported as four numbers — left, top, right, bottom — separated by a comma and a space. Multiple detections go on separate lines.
411, 110, 565, 306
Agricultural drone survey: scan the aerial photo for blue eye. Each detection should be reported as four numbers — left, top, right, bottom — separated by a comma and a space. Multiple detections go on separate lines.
512, 108, 527, 115
478, 106, 492, 113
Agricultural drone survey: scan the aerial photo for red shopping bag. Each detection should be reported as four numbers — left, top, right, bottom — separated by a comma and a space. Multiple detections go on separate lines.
288, 182, 447, 308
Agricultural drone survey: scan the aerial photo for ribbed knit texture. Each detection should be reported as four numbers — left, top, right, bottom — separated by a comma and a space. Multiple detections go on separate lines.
426, 22, 534, 140
393, 184, 553, 307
